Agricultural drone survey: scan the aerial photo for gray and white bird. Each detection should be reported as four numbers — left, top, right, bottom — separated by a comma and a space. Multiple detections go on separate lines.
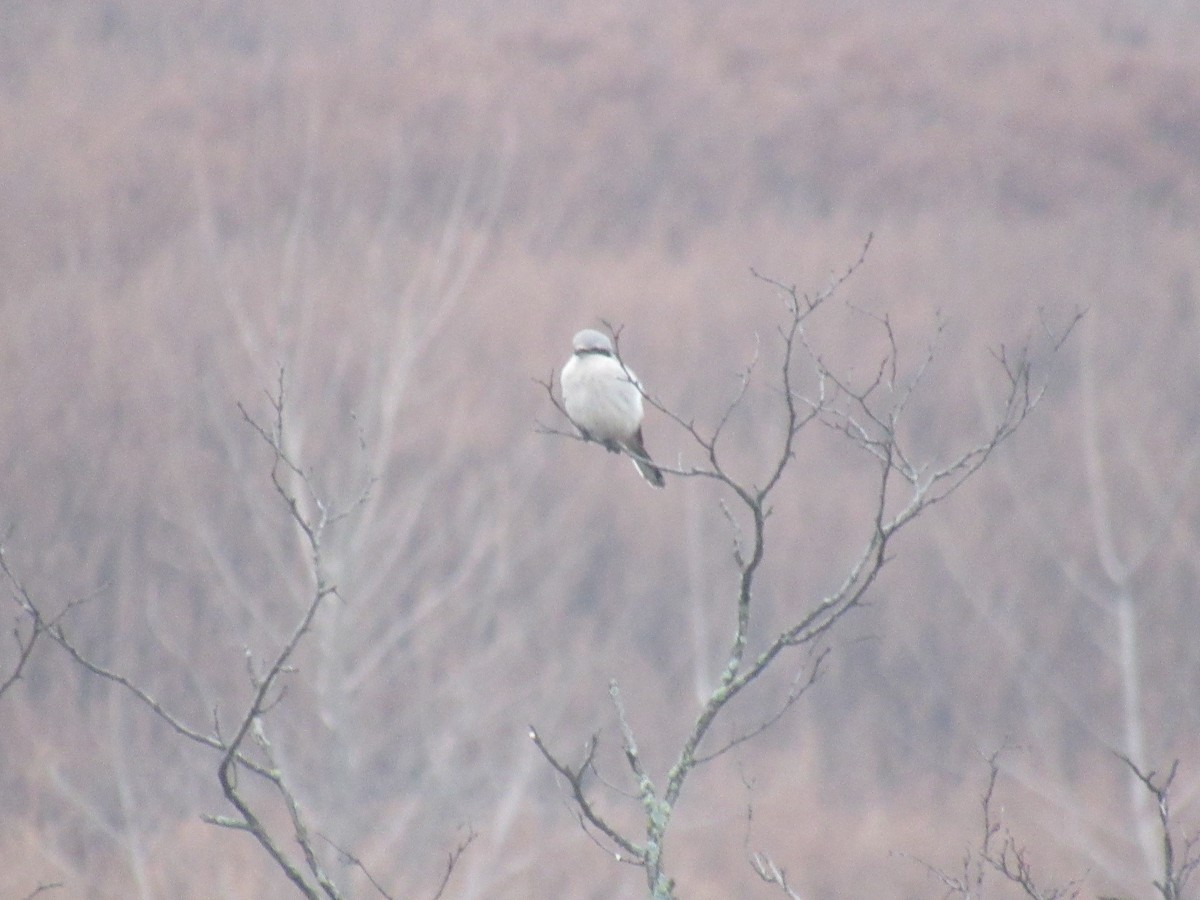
560, 328, 666, 488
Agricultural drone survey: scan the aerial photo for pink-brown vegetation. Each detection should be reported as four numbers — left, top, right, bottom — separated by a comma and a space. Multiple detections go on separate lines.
2, 1, 1199, 897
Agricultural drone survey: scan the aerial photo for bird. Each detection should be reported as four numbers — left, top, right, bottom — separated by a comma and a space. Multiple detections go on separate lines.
560, 328, 666, 488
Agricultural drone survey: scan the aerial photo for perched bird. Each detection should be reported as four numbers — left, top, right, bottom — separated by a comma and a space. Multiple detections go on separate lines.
560, 328, 666, 488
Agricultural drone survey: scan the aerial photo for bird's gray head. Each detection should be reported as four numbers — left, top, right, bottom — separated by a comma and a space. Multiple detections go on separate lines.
571, 329, 615, 356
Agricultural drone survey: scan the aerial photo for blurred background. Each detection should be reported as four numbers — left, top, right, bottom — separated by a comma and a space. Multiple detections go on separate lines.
1, 1, 1198, 897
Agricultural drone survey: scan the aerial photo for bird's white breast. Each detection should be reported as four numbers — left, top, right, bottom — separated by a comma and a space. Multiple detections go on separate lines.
561, 354, 645, 443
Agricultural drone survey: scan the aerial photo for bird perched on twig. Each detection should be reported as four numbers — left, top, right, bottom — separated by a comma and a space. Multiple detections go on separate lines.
560, 328, 666, 488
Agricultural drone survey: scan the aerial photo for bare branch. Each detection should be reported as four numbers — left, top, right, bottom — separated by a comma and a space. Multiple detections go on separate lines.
694, 649, 827, 765
319, 824, 473, 900
1114, 753, 1200, 900
2, 551, 262, 782
7, 370, 396, 900
47, 624, 271, 771
751, 851, 806, 899
528, 727, 643, 862
610, 680, 652, 786
0, 545, 43, 700
708, 332, 762, 459
904, 749, 1083, 899
1040, 305, 1088, 352
533, 236, 1075, 897
320, 834, 395, 900
0, 628, 37, 698
429, 826, 477, 900
750, 231, 873, 316
205, 375, 351, 900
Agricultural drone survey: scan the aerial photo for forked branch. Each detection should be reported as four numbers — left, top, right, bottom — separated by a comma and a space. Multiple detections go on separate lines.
902, 749, 1083, 899
533, 239, 1077, 897
3, 372, 467, 900
1114, 753, 1200, 900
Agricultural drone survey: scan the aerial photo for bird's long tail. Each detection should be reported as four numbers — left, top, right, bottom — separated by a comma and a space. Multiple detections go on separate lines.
627, 429, 666, 488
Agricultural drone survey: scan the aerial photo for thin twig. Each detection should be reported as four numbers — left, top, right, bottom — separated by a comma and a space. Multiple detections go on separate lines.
528, 727, 643, 861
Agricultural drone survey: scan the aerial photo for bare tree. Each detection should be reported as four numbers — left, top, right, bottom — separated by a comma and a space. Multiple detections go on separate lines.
1, 93, 540, 894
923, 300, 1200, 893
184, 115, 530, 897
902, 750, 1083, 900
902, 751, 1199, 900
1109, 755, 1200, 900
1, 374, 469, 900
533, 238, 1081, 898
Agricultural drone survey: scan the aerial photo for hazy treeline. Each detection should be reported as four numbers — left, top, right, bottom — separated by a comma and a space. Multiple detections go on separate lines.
2, 2, 1198, 896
